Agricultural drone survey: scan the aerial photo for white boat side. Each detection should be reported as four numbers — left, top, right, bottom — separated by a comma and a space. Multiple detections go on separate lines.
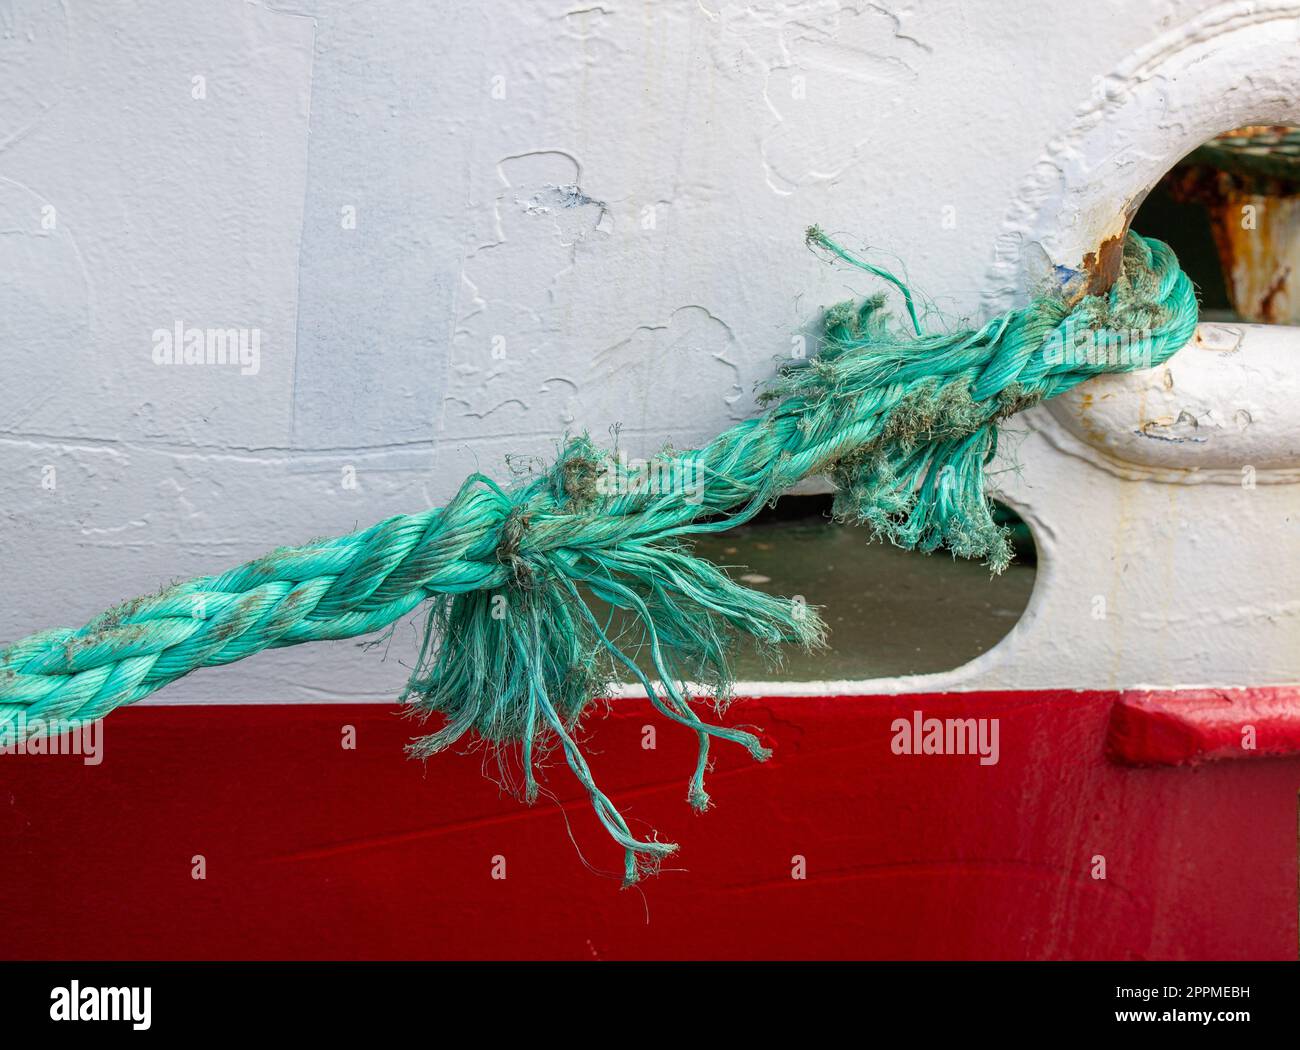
0, 0, 1296, 704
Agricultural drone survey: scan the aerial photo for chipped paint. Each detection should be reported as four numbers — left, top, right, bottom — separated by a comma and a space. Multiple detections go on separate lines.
1048, 322, 1299, 473
1080, 199, 1144, 296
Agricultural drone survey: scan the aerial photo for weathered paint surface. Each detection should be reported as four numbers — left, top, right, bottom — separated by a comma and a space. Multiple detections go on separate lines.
1165, 126, 1300, 323
1049, 323, 1300, 473
1213, 193, 1300, 323
0, 0, 1297, 706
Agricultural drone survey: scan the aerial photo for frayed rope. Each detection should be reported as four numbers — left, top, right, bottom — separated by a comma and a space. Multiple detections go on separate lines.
0, 230, 1197, 884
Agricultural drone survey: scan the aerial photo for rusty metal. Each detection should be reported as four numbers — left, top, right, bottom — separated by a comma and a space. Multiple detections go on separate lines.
1077, 197, 1146, 297
1163, 125, 1300, 324
1080, 231, 1129, 296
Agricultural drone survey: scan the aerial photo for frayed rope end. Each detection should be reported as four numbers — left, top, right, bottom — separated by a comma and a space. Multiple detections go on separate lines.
400, 452, 819, 884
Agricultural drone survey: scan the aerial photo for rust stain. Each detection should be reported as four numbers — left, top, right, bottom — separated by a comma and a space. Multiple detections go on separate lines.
1080, 196, 1145, 296
1071, 390, 1107, 449
1257, 263, 1292, 322
1208, 195, 1298, 324
1081, 233, 1127, 295
1164, 138, 1300, 324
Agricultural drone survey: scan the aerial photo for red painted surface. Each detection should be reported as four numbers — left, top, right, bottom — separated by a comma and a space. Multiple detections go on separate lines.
1, 690, 1297, 960
1107, 687, 1300, 765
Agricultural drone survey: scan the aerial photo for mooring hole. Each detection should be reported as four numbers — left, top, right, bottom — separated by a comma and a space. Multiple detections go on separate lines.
1135, 125, 1299, 324
596, 494, 1036, 684
691, 494, 1034, 680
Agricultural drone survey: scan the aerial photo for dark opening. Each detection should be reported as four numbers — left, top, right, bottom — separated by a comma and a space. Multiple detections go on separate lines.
684, 493, 1036, 681
1134, 125, 1299, 324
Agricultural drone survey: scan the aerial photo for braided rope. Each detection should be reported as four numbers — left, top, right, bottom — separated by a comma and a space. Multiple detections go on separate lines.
0, 230, 1198, 883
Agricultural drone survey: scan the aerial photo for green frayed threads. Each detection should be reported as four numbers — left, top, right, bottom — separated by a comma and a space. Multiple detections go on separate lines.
0, 230, 1198, 885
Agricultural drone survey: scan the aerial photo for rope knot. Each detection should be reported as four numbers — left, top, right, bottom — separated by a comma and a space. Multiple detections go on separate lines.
495, 505, 535, 587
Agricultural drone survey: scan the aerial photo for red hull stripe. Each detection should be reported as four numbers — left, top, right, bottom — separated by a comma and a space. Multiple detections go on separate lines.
2, 687, 1298, 960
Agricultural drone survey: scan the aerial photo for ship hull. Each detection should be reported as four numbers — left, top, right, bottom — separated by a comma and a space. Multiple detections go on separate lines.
4, 690, 1295, 960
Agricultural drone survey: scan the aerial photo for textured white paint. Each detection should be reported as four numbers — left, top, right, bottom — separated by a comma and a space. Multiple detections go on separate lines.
1050, 324, 1300, 475
0, 0, 1296, 704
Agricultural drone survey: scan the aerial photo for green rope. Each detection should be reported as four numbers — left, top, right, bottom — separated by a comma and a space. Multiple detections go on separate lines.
0, 230, 1198, 884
